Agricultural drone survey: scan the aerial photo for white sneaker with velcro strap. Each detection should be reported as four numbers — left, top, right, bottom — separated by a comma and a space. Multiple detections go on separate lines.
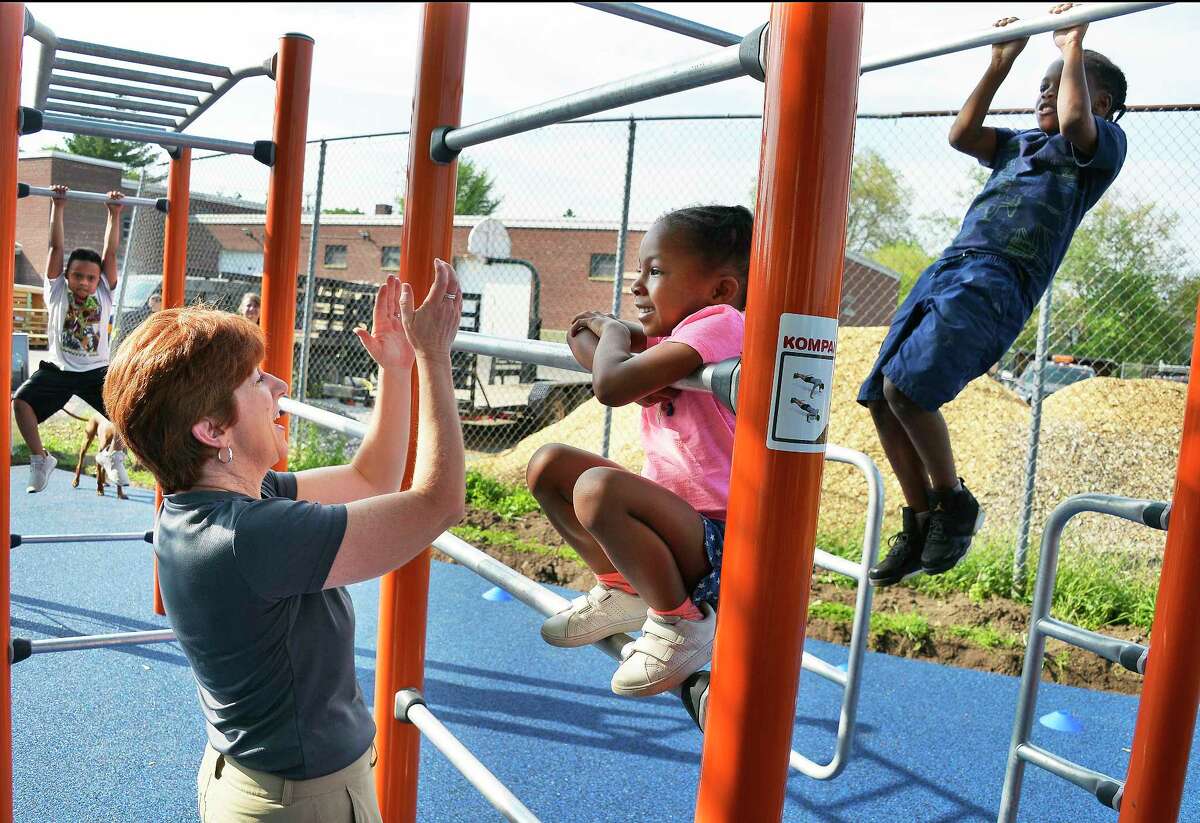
611, 602, 717, 698
540, 584, 647, 648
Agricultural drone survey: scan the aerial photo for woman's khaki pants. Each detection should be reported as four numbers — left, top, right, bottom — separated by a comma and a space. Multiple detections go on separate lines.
197, 744, 382, 822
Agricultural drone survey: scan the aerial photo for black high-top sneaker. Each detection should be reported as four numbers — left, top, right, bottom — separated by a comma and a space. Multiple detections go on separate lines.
921, 479, 985, 575
868, 507, 926, 587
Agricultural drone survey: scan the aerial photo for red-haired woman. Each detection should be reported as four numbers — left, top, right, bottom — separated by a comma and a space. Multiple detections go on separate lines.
105, 261, 465, 822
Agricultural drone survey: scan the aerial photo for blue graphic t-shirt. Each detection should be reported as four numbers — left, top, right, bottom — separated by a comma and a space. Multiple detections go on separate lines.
941, 115, 1126, 299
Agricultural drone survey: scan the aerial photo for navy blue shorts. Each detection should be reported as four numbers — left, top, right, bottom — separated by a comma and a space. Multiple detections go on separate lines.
857, 252, 1035, 412
690, 516, 725, 607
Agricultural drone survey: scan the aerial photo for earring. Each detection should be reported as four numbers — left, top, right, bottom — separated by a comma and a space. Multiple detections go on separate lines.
217, 446, 234, 465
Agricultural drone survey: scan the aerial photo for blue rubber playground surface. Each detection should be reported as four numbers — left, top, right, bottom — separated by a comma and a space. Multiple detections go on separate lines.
8, 466, 1200, 822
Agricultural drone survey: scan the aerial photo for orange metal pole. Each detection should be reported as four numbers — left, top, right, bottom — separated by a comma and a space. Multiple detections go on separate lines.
1119, 299, 1200, 822
694, 4, 862, 822
0, 6, 23, 822
155, 146, 192, 617
373, 5, 468, 820
260, 32, 313, 474
160, 148, 190, 311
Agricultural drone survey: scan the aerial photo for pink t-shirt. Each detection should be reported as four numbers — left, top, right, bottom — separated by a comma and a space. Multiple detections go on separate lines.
640, 304, 744, 521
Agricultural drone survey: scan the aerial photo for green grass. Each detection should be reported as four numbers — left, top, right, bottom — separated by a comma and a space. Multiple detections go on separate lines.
869, 611, 933, 650
816, 527, 1158, 634
946, 624, 1023, 650
809, 600, 854, 622
449, 524, 580, 562
288, 422, 352, 472
465, 470, 540, 520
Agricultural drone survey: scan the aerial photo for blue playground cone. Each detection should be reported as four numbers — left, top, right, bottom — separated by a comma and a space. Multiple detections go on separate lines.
482, 586, 513, 602
1039, 710, 1084, 734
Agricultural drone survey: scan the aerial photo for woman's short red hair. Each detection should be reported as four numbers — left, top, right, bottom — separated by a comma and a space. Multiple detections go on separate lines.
104, 307, 264, 492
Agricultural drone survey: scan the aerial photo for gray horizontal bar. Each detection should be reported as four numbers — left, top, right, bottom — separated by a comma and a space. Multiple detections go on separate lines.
443, 44, 747, 152
861, 2, 1170, 74
44, 102, 178, 128
1016, 743, 1123, 810
813, 548, 861, 581
47, 89, 188, 118
17, 531, 149, 544
280, 398, 368, 439
402, 701, 542, 822
54, 58, 215, 92
577, 3, 741, 46
434, 530, 839, 776
56, 37, 232, 78
41, 113, 255, 155
1037, 617, 1145, 672
50, 74, 201, 106
801, 651, 848, 687
433, 532, 632, 662
452, 331, 717, 394
30, 628, 176, 654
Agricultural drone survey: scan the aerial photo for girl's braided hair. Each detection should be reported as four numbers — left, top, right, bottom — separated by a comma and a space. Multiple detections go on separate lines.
659, 205, 754, 309
1083, 50, 1127, 122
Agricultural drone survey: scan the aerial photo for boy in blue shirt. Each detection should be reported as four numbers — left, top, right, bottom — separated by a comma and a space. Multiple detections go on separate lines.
859, 5, 1128, 586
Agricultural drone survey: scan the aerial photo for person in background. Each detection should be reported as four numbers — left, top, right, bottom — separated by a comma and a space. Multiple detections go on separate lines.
239, 292, 262, 325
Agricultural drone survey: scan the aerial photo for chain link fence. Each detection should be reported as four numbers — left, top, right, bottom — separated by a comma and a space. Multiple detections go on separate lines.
113, 109, 1196, 586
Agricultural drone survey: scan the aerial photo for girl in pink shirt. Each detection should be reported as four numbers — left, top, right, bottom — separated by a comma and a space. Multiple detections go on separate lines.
526, 205, 749, 698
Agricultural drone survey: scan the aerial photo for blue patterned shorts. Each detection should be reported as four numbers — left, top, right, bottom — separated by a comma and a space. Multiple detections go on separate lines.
691, 517, 725, 607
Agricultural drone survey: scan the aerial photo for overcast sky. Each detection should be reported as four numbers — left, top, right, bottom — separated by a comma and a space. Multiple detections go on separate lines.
17, 2, 1198, 150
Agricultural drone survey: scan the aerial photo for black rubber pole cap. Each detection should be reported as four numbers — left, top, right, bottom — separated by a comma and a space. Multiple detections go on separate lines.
253, 140, 277, 168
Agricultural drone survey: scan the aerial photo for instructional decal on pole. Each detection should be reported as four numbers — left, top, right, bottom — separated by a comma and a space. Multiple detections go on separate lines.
766, 314, 838, 453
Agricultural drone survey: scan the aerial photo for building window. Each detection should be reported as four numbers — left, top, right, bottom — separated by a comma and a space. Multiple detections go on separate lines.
589, 253, 617, 279
381, 246, 400, 270
121, 215, 132, 242
324, 244, 347, 268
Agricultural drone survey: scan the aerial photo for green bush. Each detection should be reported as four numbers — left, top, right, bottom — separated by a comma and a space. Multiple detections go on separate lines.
465, 470, 540, 520
809, 600, 854, 622
289, 423, 350, 472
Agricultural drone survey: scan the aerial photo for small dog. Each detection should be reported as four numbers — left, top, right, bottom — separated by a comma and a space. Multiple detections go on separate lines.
70, 414, 129, 500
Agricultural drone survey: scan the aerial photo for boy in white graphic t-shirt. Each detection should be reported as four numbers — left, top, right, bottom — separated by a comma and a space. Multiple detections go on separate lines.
13, 185, 128, 493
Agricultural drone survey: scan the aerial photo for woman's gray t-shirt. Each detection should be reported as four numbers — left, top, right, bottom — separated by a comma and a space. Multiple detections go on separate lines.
156, 471, 374, 779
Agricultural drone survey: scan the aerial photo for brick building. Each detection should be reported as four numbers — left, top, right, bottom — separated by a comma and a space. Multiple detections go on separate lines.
194, 211, 901, 332
12, 151, 901, 333
12, 152, 128, 286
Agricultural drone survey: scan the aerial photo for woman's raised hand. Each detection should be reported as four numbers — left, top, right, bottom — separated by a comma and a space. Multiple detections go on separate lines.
398, 258, 463, 359
355, 275, 416, 370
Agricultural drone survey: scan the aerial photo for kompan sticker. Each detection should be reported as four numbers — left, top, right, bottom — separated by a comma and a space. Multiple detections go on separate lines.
766, 314, 838, 453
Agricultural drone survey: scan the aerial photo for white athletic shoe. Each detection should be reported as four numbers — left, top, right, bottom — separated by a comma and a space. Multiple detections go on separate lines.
611, 602, 717, 698
540, 585, 647, 648
27, 453, 57, 494
108, 449, 131, 487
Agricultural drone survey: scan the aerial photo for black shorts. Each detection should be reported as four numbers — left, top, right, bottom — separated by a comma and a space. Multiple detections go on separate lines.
13, 363, 108, 423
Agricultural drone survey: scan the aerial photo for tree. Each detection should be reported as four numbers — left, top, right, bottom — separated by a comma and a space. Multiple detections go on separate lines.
1013, 199, 1194, 365
846, 149, 914, 254
395, 155, 501, 216
323, 207, 363, 215
563, 208, 576, 218
454, 157, 501, 215
870, 240, 934, 303
51, 135, 163, 180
